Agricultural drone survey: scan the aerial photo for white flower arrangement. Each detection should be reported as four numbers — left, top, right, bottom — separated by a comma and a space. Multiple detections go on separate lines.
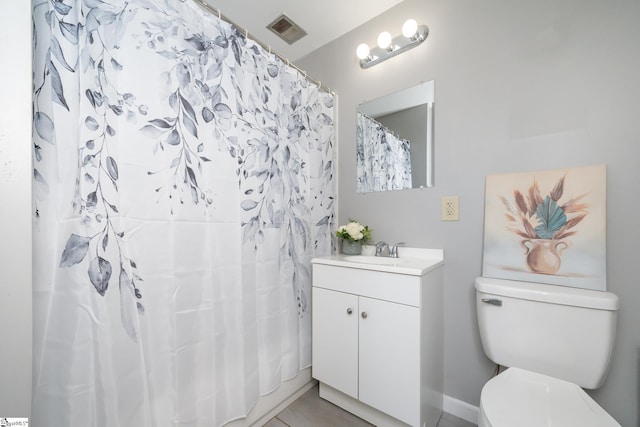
335, 219, 372, 242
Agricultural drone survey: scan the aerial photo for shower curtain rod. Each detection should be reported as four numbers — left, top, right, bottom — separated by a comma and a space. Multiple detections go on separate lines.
359, 111, 405, 141
191, 0, 334, 95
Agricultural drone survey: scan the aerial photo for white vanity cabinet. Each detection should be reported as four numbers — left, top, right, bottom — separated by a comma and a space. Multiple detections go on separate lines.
312, 287, 360, 398
311, 252, 444, 427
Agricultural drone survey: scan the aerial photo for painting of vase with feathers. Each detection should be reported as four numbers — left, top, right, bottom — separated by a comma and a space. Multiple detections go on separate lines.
482, 164, 607, 291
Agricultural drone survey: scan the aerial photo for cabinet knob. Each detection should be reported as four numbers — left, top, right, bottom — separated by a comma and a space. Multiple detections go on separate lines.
346, 307, 353, 315
361, 312, 368, 319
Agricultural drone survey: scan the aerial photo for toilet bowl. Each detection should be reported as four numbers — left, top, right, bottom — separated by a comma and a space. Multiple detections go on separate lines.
478, 367, 620, 427
475, 277, 620, 427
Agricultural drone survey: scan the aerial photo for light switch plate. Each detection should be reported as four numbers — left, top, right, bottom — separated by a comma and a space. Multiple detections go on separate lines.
441, 196, 459, 221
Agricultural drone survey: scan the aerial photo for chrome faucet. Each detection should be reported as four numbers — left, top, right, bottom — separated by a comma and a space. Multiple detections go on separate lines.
375, 241, 390, 257
390, 242, 406, 258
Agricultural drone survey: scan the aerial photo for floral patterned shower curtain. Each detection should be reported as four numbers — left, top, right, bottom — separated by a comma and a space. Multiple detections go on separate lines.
356, 112, 411, 193
32, 0, 335, 425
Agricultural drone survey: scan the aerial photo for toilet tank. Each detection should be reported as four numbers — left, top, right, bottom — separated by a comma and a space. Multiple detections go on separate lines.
475, 277, 619, 389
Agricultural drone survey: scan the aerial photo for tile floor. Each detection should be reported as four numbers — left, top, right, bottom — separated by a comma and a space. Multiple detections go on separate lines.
263, 385, 477, 427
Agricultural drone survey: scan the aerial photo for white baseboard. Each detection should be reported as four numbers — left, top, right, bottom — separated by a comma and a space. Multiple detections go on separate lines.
443, 395, 479, 425
223, 373, 479, 427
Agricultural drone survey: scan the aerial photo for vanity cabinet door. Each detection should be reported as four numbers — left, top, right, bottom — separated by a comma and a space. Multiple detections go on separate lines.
312, 287, 359, 399
358, 296, 421, 426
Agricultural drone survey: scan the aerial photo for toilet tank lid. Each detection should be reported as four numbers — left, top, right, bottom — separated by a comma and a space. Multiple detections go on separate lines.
475, 277, 619, 311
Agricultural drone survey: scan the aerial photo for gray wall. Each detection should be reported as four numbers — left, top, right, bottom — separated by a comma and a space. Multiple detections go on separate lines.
297, 0, 640, 425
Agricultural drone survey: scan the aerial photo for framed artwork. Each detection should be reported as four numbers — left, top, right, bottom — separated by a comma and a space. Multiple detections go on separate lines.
482, 164, 607, 291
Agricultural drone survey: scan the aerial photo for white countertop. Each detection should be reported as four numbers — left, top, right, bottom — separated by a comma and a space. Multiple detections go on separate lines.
312, 248, 444, 276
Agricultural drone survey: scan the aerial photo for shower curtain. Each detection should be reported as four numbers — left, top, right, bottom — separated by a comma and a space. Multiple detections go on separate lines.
32, 0, 335, 425
356, 112, 411, 193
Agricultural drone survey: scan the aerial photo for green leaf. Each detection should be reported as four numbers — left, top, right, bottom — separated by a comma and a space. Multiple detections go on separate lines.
535, 196, 567, 239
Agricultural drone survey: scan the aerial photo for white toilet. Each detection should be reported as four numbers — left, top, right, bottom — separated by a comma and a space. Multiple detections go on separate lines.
475, 277, 621, 427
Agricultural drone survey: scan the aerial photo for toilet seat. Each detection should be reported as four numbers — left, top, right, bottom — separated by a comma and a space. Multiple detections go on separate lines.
479, 367, 620, 427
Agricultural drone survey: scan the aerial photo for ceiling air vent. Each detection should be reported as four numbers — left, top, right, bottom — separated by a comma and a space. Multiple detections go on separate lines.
267, 14, 307, 45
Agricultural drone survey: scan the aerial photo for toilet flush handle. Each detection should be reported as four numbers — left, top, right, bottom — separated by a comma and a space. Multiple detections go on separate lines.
481, 298, 502, 307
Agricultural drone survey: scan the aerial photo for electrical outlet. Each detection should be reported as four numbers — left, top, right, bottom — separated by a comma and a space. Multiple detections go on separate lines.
441, 196, 459, 221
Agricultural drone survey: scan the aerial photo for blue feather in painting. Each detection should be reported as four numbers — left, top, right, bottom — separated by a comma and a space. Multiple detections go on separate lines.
535, 196, 567, 239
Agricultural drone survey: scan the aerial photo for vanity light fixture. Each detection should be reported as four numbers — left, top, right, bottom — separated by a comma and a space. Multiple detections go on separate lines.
356, 19, 429, 69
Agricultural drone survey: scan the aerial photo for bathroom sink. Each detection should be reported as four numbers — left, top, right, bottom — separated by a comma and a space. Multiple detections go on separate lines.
343, 255, 408, 266
312, 248, 444, 276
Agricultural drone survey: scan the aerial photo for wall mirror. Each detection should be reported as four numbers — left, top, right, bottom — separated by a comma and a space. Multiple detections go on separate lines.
356, 80, 434, 193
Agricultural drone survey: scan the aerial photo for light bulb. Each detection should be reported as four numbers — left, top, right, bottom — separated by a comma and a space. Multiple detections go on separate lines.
356, 43, 370, 60
377, 31, 392, 49
402, 19, 418, 38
